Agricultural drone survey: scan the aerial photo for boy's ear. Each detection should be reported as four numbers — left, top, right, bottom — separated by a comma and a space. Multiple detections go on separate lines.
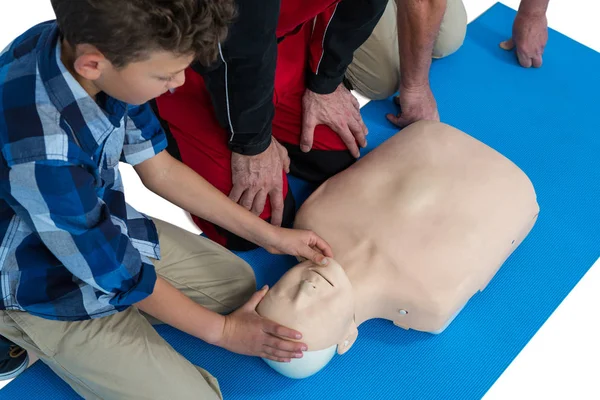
336, 319, 358, 355
72, 44, 109, 81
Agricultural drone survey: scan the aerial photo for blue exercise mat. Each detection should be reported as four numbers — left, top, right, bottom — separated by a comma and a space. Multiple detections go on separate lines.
3, 3, 599, 399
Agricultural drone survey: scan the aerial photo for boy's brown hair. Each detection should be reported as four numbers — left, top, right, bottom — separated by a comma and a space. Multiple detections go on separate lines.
51, 0, 236, 67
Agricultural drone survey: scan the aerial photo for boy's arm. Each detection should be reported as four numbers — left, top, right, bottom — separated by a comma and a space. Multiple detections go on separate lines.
134, 150, 330, 262
126, 103, 332, 262
6, 161, 304, 360
134, 150, 277, 249
137, 276, 307, 362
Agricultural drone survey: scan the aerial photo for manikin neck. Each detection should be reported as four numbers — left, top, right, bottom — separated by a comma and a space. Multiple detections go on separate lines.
338, 241, 398, 326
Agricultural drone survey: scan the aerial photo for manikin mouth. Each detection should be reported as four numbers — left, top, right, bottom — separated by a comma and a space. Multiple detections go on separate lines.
309, 268, 335, 287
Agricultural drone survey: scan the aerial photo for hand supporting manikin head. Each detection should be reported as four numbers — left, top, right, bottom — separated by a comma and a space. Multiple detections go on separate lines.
258, 121, 540, 379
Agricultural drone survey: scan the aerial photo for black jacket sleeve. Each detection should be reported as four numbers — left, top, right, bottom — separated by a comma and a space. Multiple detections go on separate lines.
307, 0, 388, 95
192, 0, 280, 156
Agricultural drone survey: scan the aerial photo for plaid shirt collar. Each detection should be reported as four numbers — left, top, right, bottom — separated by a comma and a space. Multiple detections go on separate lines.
35, 23, 128, 154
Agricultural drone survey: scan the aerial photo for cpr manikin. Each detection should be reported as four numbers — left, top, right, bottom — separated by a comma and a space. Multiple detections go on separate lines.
257, 121, 539, 378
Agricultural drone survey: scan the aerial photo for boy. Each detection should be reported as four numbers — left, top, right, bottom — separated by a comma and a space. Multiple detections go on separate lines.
0, 1, 332, 398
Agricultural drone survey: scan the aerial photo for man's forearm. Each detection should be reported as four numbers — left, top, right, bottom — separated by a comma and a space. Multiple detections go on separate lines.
136, 276, 225, 345
397, 0, 447, 90
518, 0, 549, 16
135, 151, 276, 248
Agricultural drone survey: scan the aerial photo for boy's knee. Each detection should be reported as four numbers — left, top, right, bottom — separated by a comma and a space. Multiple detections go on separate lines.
433, 0, 467, 59
226, 258, 256, 309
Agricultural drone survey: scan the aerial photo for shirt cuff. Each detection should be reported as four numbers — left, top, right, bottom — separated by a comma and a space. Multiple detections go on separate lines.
109, 260, 157, 307
228, 133, 272, 156
307, 73, 344, 95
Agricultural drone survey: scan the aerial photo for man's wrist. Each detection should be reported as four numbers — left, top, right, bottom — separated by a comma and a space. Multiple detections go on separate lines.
400, 80, 431, 93
518, 0, 549, 17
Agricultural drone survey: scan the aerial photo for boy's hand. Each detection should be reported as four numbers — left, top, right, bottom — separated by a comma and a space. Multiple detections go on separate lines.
216, 286, 307, 362
263, 227, 333, 266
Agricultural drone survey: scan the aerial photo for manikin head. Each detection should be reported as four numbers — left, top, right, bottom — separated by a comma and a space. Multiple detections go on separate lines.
257, 259, 358, 379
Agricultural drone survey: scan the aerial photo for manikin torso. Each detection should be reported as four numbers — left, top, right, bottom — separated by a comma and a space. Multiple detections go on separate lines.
257, 121, 539, 378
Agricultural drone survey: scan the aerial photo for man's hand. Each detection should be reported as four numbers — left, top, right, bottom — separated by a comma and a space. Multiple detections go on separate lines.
216, 286, 307, 362
230, 138, 290, 227
386, 85, 440, 128
500, 10, 548, 68
261, 227, 334, 266
301, 84, 368, 158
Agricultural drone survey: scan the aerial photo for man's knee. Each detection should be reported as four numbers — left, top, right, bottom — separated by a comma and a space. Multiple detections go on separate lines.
346, 0, 399, 101
352, 66, 399, 101
433, 0, 467, 59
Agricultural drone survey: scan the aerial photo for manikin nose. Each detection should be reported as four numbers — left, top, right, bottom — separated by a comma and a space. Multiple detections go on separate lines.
301, 279, 317, 290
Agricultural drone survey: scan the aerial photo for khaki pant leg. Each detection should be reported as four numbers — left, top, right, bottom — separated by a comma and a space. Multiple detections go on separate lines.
0, 308, 223, 400
347, 0, 467, 100
149, 218, 256, 317
433, 0, 468, 58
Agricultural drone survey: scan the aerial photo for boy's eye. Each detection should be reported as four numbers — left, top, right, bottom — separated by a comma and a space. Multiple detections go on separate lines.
158, 76, 174, 82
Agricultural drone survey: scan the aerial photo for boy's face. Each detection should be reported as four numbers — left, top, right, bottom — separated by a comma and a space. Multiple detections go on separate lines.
95, 51, 194, 105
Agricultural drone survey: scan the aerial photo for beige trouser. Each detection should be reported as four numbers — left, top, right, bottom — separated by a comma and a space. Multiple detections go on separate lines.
346, 0, 468, 100
0, 218, 256, 400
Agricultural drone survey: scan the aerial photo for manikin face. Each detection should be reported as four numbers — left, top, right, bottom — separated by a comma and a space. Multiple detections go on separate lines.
257, 259, 357, 379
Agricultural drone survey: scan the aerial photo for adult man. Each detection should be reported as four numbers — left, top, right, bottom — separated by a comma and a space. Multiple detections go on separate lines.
154, 0, 549, 251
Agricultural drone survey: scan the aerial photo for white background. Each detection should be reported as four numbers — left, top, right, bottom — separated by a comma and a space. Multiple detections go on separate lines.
0, 0, 598, 398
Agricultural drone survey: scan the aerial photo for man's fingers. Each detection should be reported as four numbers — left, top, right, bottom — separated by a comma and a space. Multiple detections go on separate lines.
300, 118, 316, 153
348, 118, 367, 148
282, 155, 291, 174
532, 54, 543, 68
269, 187, 284, 227
500, 38, 515, 51
279, 148, 291, 173
228, 184, 245, 204
337, 124, 360, 158
350, 105, 368, 137
274, 139, 290, 173
239, 188, 257, 210
263, 319, 303, 341
350, 94, 361, 112
516, 50, 532, 68
386, 113, 410, 128
358, 115, 369, 137
251, 189, 267, 216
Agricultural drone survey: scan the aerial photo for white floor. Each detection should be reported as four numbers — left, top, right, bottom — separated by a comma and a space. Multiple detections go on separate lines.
0, 0, 598, 397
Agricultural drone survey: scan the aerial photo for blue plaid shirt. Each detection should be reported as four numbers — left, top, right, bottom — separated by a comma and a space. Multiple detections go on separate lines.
0, 22, 167, 321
